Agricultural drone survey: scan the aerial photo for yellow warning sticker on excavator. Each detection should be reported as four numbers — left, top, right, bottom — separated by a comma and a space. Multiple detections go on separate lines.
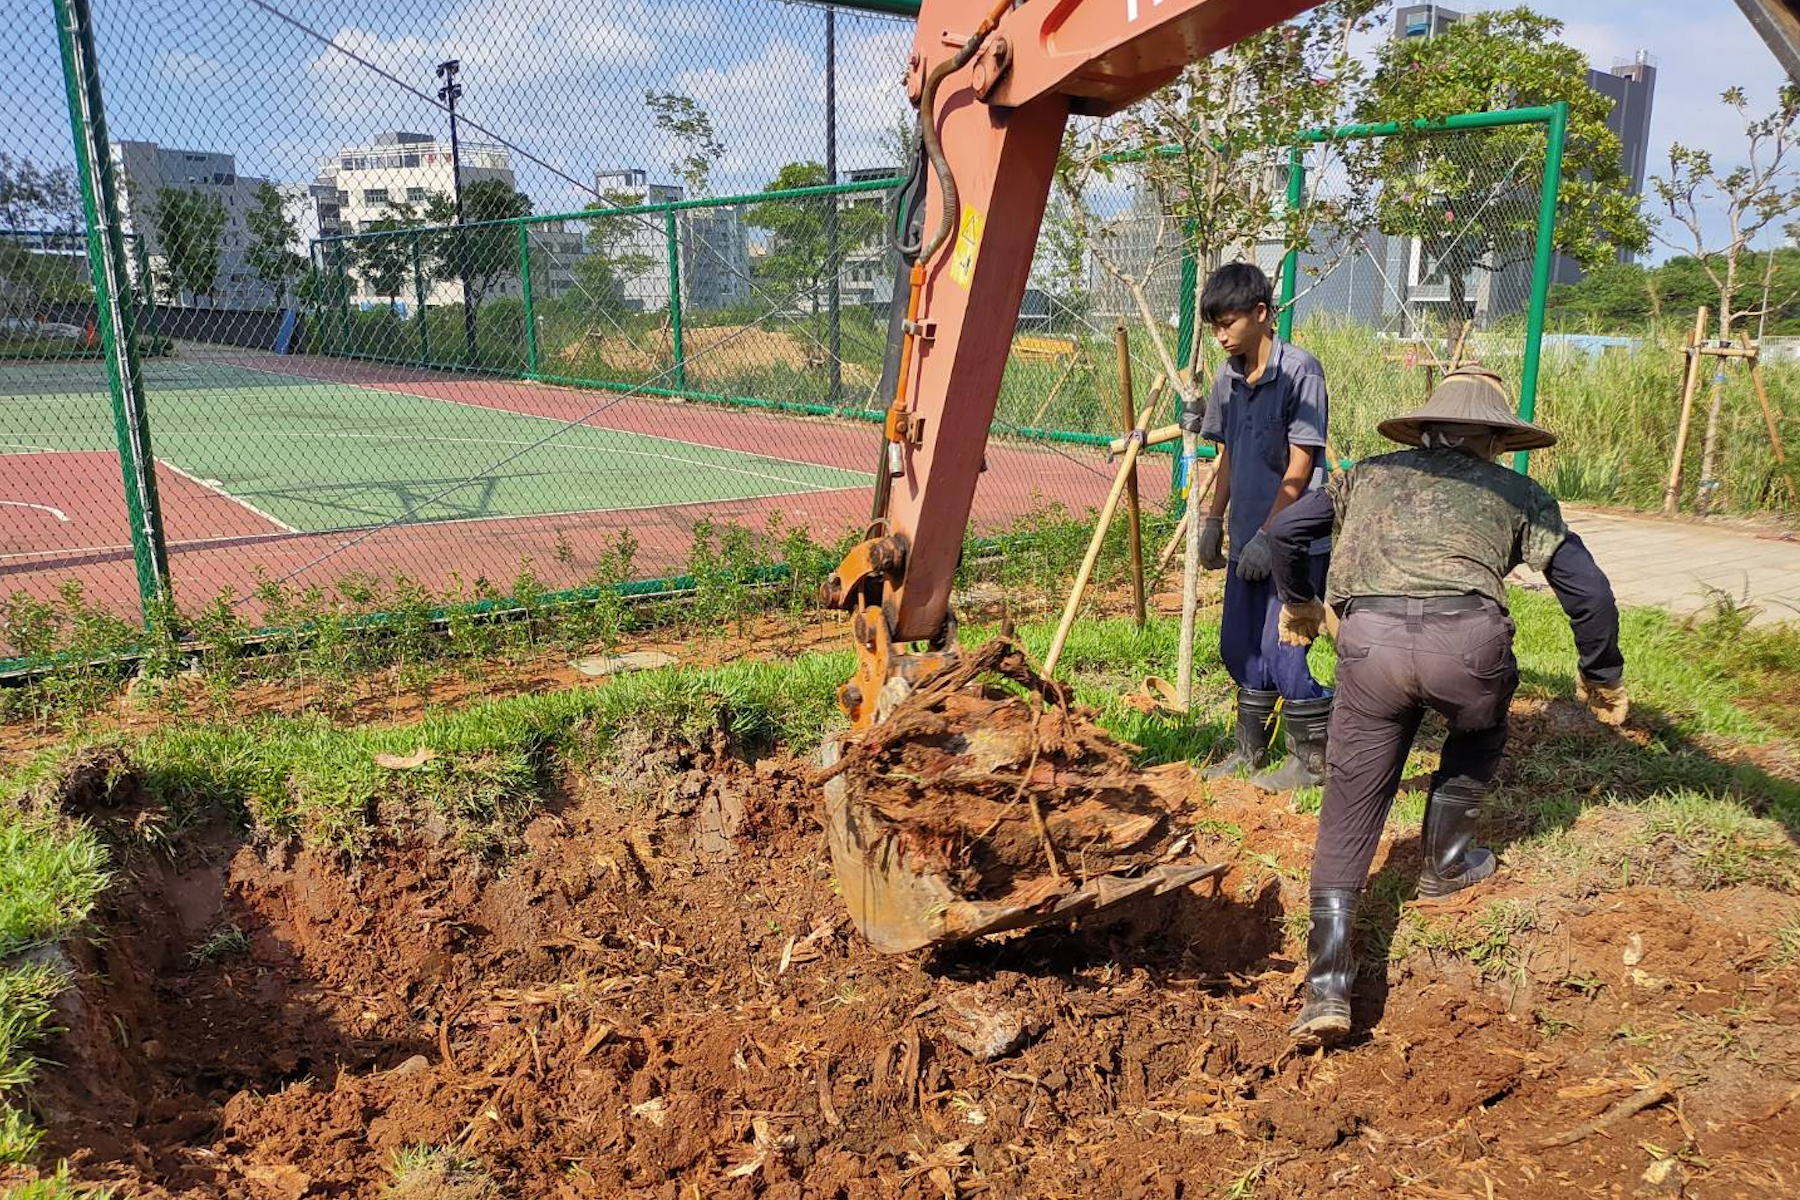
949, 207, 985, 288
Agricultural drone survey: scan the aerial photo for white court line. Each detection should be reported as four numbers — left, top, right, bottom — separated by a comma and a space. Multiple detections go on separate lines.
0, 442, 65, 454
221, 357, 868, 481
0, 481, 866, 564
158, 459, 300, 534
0, 500, 70, 522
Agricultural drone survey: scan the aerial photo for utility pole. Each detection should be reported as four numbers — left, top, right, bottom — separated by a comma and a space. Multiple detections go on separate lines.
825, 7, 841, 406
436, 58, 477, 363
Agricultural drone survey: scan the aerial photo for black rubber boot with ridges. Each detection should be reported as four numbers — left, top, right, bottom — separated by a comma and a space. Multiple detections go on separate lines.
1289, 888, 1358, 1045
1249, 695, 1332, 793
1416, 778, 1497, 902
1203, 687, 1279, 780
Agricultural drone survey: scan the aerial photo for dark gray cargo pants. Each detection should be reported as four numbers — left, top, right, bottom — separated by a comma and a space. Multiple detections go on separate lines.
1310, 598, 1517, 893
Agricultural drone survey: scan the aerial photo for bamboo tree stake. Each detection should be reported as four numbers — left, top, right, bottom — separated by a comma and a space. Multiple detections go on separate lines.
1740, 333, 1800, 504
1043, 414, 1153, 679
1663, 307, 1709, 516
1116, 323, 1147, 629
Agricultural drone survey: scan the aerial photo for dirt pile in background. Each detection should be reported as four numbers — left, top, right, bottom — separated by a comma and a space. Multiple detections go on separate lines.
17, 720, 1800, 1199
559, 325, 877, 390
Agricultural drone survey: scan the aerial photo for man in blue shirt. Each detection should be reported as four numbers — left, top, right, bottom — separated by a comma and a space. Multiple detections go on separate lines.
1180, 263, 1332, 792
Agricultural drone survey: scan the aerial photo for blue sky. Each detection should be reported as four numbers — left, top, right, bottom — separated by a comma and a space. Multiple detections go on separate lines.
5, 0, 1778, 259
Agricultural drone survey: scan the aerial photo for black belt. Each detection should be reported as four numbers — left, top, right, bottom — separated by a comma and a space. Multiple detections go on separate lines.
1341, 594, 1490, 616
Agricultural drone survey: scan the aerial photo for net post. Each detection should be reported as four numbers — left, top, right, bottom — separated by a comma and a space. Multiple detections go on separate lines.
666, 205, 686, 391
52, 0, 172, 622
518, 219, 538, 376
1514, 101, 1567, 476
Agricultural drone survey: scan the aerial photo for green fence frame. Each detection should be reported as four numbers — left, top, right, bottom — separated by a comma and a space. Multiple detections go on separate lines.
1275, 104, 1570, 476
48, 0, 1568, 637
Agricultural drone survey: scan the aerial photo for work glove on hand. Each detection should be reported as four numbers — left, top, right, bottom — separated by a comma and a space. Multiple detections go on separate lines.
1235, 530, 1273, 581
1577, 676, 1629, 726
1279, 600, 1327, 646
1198, 516, 1227, 571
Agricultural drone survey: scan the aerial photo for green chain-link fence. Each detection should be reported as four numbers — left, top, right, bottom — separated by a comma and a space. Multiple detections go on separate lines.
3, 0, 1566, 660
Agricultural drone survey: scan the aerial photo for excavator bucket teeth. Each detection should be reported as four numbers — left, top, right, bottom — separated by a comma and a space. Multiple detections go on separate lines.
820, 639, 1224, 954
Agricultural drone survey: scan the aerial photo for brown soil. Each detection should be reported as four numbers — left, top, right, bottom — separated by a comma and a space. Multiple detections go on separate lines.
16, 707, 1800, 1200
560, 325, 878, 392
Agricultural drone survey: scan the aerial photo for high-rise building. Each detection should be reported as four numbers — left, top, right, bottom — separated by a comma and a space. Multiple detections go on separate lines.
109, 140, 275, 308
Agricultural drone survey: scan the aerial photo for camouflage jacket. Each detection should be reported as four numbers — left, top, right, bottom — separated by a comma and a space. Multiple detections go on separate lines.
1316, 448, 1569, 605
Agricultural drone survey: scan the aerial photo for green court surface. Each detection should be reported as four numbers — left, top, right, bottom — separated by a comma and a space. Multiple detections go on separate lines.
0, 359, 866, 532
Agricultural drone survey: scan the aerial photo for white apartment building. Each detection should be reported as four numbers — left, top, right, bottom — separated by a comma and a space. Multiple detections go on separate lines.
589, 167, 750, 314
110, 140, 274, 308
316, 131, 515, 309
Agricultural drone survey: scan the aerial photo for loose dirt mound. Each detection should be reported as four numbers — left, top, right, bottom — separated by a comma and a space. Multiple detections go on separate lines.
19, 724, 1800, 1199
559, 324, 877, 390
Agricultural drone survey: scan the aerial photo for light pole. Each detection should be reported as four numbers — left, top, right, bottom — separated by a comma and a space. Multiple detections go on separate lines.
436, 58, 477, 362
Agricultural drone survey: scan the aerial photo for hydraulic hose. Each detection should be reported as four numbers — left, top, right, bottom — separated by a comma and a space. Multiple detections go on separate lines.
872, 0, 1013, 522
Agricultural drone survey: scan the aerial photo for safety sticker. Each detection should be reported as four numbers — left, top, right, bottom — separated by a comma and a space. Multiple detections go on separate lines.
949, 207, 985, 288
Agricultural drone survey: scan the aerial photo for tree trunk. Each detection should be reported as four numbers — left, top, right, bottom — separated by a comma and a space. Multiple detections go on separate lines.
1695, 302, 1732, 516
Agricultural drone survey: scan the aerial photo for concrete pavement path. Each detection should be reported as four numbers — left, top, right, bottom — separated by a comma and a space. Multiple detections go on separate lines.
1514, 508, 1800, 627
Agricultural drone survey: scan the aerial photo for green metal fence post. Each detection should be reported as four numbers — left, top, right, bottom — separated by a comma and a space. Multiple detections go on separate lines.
1278, 145, 1305, 342
1513, 101, 1568, 476
413, 230, 429, 366
666, 206, 685, 391
53, 0, 171, 621
519, 219, 538, 376
334, 241, 351, 357
1171, 219, 1199, 505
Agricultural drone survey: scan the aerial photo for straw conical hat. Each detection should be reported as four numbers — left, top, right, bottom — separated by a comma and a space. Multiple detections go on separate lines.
1377, 365, 1557, 453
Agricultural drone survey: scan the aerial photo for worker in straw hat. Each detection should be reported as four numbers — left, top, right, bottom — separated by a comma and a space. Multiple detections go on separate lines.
1263, 365, 1628, 1045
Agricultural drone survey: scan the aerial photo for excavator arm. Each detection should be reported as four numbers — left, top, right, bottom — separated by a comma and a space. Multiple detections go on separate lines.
1736, 0, 1800, 82
821, 0, 1320, 730
817, 1, 1320, 953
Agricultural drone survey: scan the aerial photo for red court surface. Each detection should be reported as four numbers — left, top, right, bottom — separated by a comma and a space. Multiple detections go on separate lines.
0, 352, 1167, 632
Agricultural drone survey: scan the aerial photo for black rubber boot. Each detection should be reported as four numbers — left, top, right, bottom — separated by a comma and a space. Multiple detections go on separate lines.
1203, 688, 1279, 780
1416, 778, 1497, 903
1289, 888, 1358, 1045
1249, 695, 1331, 793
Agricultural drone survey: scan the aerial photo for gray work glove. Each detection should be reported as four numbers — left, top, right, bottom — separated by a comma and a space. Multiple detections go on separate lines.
1197, 515, 1227, 571
1235, 530, 1273, 582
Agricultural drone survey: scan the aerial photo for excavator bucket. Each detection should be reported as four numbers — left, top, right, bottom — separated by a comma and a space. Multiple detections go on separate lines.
820, 640, 1226, 954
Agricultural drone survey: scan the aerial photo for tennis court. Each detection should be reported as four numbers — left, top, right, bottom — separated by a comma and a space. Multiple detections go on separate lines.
0, 345, 1148, 620
1, 355, 866, 539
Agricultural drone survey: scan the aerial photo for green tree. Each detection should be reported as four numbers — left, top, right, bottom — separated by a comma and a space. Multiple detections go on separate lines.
425, 180, 531, 312
244, 182, 306, 308
1057, 1, 1385, 401
148, 187, 227, 306
0, 154, 79, 232
1357, 6, 1651, 338
745, 161, 883, 320
1651, 84, 1800, 512
354, 202, 423, 312
645, 91, 725, 198
578, 189, 658, 323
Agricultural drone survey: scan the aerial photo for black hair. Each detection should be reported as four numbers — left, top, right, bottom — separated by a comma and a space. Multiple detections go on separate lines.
1199, 261, 1273, 325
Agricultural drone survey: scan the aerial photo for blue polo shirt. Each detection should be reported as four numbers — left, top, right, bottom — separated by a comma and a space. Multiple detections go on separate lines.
1191, 339, 1330, 559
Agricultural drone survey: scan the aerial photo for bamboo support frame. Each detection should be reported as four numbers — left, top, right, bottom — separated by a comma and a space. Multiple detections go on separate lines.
1663, 307, 1709, 516
1116, 325, 1147, 629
